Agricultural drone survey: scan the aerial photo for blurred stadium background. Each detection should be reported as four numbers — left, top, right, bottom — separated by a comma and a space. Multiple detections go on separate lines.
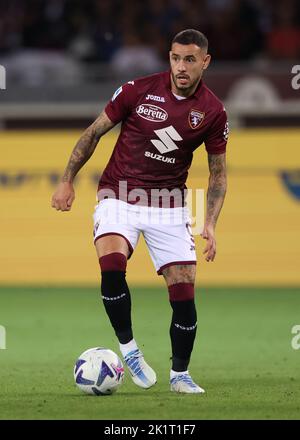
1, 0, 299, 286
0, 0, 300, 420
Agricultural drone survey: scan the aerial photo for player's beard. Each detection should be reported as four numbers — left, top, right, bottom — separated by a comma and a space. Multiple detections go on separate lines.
171, 71, 201, 96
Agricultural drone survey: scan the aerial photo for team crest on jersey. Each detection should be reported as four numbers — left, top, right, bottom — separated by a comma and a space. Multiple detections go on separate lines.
188, 109, 205, 129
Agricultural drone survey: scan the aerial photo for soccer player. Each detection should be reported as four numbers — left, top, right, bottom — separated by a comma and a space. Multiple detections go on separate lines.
52, 29, 228, 394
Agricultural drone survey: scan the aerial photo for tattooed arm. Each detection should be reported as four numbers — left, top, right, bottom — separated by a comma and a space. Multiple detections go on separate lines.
201, 152, 227, 261
51, 110, 115, 211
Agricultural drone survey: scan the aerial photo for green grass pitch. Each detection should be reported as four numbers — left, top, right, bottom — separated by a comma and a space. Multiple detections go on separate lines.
0, 286, 300, 420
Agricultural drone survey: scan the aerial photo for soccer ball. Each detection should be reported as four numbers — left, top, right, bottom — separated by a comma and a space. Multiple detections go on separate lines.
74, 347, 124, 395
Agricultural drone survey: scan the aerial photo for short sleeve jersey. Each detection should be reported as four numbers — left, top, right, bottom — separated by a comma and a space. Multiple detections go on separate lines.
99, 71, 228, 204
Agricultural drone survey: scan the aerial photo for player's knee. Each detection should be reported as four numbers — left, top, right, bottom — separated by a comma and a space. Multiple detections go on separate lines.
99, 252, 127, 272
163, 265, 196, 286
168, 283, 195, 302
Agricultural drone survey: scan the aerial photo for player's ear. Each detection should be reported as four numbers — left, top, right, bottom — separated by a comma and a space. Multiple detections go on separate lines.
203, 54, 211, 70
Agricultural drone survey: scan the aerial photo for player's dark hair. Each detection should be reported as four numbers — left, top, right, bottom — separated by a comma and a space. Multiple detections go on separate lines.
172, 29, 208, 51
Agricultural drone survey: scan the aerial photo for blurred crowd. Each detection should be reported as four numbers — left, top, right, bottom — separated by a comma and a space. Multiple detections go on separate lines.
0, 0, 300, 83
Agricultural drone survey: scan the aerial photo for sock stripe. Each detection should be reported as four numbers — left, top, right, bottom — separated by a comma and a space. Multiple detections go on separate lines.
99, 253, 127, 272
174, 322, 197, 331
168, 283, 194, 301
101, 293, 126, 301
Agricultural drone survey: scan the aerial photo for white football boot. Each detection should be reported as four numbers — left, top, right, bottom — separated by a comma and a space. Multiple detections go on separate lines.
170, 372, 205, 394
123, 349, 157, 389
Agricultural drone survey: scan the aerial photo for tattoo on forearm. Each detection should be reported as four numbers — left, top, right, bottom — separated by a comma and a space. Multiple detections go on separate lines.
206, 153, 227, 227
62, 111, 114, 182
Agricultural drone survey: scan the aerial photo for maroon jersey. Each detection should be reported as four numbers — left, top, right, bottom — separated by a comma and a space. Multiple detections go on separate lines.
99, 71, 228, 206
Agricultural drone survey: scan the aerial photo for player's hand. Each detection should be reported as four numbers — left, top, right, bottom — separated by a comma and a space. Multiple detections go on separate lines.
201, 224, 216, 262
51, 182, 75, 211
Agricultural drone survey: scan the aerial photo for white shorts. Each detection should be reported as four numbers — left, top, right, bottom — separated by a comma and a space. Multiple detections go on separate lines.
93, 199, 197, 275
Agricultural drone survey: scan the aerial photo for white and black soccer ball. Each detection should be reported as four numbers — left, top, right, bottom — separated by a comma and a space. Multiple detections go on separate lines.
74, 347, 124, 395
